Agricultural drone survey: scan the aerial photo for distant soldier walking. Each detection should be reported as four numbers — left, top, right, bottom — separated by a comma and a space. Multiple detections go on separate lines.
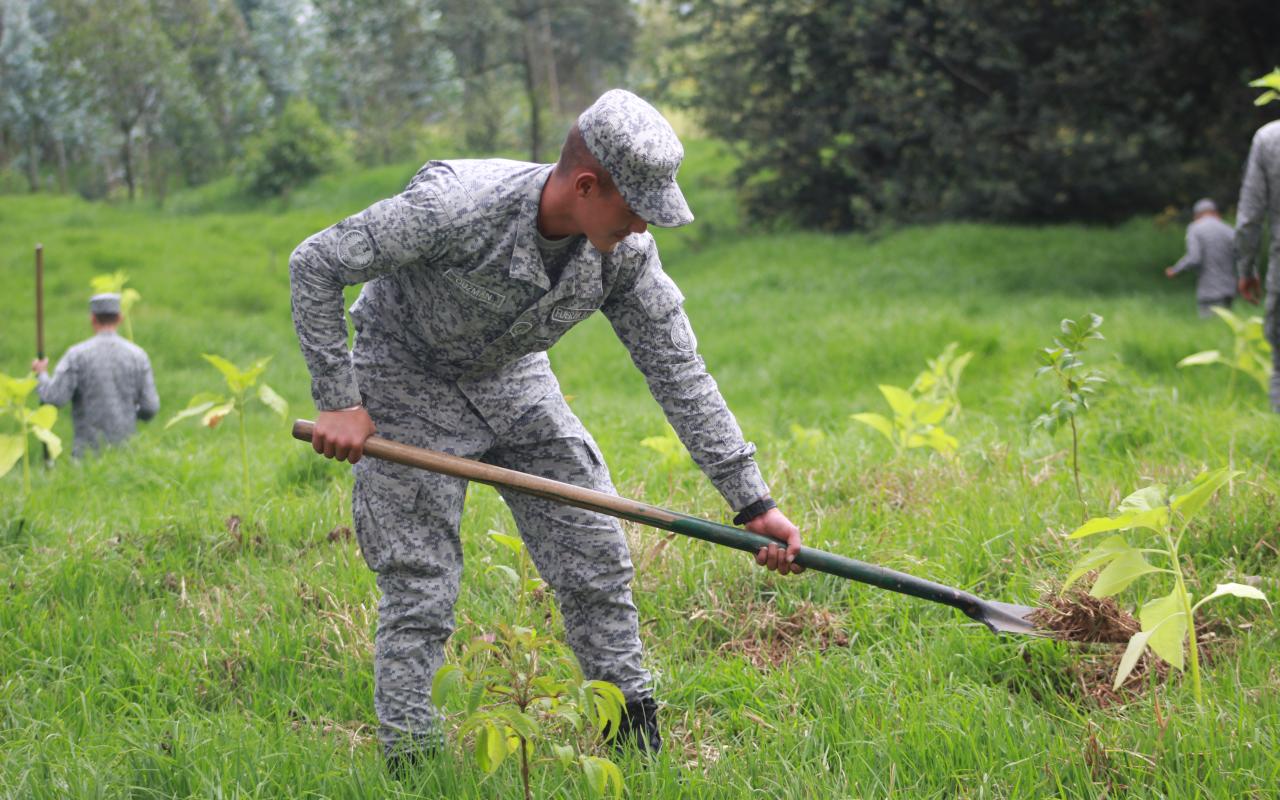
1234, 120, 1280, 411
31, 293, 160, 456
1165, 198, 1236, 317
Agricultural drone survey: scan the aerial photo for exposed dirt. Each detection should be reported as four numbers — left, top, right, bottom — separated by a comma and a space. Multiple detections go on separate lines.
1031, 588, 1140, 644
713, 600, 851, 667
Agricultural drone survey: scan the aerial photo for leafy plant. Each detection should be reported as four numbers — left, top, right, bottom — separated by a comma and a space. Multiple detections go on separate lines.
1176, 306, 1272, 401
1063, 468, 1270, 704
166, 355, 288, 509
640, 423, 692, 498
910, 341, 973, 421
1251, 67, 1280, 106
789, 423, 825, 452
852, 384, 958, 459
433, 533, 628, 800
89, 271, 142, 341
1034, 313, 1105, 517
0, 372, 62, 499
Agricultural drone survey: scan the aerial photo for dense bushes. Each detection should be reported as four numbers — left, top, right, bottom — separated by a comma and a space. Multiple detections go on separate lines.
238, 99, 344, 198
677, 0, 1280, 230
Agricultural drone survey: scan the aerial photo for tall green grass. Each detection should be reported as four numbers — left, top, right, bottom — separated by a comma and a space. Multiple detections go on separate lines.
1, 143, 1277, 798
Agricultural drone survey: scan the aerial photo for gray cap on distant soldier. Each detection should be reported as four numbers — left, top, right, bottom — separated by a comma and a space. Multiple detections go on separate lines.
1193, 198, 1217, 215
90, 293, 121, 315
578, 89, 694, 228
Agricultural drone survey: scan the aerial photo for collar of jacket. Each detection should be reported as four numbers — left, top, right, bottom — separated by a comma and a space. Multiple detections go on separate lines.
506, 164, 604, 305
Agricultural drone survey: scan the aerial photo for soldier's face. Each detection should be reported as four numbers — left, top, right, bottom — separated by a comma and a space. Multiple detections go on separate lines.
580, 179, 648, 252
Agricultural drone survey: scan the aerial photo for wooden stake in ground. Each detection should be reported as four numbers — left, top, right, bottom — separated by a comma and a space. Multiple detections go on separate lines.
35, 243, 49, 464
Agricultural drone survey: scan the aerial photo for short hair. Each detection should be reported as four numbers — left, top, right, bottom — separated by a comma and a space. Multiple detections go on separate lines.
555, 124, 616, 193
93, 312, 120, 325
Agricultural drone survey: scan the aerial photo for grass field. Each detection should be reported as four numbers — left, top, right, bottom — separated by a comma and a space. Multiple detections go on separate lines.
1, 143, 1277, 798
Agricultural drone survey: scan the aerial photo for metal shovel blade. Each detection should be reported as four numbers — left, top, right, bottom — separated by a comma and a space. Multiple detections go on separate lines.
966, 599, 1043, 636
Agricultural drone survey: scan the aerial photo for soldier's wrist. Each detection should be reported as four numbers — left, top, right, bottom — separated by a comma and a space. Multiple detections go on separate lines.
733, 496, 777, 526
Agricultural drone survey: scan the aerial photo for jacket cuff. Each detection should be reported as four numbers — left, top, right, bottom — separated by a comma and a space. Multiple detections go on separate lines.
715, 464, 771, 514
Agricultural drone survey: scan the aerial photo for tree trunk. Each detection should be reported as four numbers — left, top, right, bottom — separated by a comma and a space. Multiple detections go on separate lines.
521, 20, 541, 162
54, 137, 69, 194
121, 125, 136, 200
26, 130, 40, 193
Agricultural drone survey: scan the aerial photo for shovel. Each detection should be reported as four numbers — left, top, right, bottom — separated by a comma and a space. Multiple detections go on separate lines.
292, 420, 1040, 636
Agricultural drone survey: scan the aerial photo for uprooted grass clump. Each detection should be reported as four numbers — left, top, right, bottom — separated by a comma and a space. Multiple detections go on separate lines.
1031, 586, 1139, 644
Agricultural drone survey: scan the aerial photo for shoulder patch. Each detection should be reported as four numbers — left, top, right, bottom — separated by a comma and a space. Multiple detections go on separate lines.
670, 310, 697, 353
337, 229, 376, 270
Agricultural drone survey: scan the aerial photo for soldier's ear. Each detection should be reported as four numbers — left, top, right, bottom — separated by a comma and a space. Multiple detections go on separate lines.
573, 171, 599, 199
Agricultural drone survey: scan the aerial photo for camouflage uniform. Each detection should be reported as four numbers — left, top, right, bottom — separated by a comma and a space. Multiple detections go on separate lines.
1234, 120, 1280, 410
289, 90, 770, 753
37, 296, 160, 457
1169, 213, 1236, 317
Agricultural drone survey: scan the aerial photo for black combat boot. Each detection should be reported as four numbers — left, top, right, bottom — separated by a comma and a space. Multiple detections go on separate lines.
385, 732, 440, 779
608, 696, 662, 755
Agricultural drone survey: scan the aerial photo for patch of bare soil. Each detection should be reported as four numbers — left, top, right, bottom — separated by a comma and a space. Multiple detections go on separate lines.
712, 600, 851, 667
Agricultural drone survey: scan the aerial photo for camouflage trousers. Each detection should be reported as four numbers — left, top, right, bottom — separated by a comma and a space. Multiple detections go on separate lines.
351, 353, 652, 754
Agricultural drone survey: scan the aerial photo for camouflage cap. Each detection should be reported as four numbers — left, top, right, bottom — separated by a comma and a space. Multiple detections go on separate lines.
578, 89, 694, 228
90, 293, 121, 315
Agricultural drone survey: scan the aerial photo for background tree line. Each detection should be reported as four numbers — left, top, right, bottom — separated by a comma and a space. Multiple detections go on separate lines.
3, 0, 1278, 229
0, 0, 635, 200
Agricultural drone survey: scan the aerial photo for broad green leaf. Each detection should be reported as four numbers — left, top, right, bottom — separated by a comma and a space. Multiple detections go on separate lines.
552, 744, 576, 765
202, 354, 244, 390
1249, 68, 1280, 91
185, 392, 224, 408
1192, 583, 1270, 612
1119, 484, 1167, 513
31, 425, 61, 461
0, 435, 23, 478
488, 531, 525, 554
2, 375, 38, 405
1139, 591, 1187, 670
1171, 468, 1241, 522
915, 399, 950, 426
587, 680, 625, 736
90, 270, 128, 293
493, 707, 539, 740
1113, 628, 1154, 690
240, 357, 272, 389
1068, 515, 1130, 539
431, 663, 464, 707
1177, 350, 1224, 368
925, 426, 957, 455
486, 564, 519, 585
475, 722, 507, 774
201, 401, 237, 429
256, 384, 288, 418
1121, 506, 1170, 533
29, 404, 57, 430
878, 384, 915, 418
580, 755, 606, 795
1089, 550, 1161, 598
1063, 536, 1138, 590
599, 757, 625, 799
165, 401, 215, 429
120, 288, 141, 314
1256, 90, 1280, 106
851, 413, 895, 444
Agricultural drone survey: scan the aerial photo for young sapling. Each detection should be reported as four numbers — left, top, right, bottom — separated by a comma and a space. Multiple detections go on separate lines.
1033, 313, 1105, 519
0, 371, 62, 500
1062, 467, 1270, 705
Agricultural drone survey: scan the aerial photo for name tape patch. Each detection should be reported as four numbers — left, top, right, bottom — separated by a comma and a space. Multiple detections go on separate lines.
445, 269, 507, 309
551, 306, 595, 324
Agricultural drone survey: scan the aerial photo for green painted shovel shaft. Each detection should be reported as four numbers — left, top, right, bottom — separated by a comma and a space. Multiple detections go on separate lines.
292, 420, 1038, 635
665, 513, 991, 620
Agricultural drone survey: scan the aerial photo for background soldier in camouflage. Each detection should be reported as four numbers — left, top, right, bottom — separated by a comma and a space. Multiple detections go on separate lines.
31, 293, 161, 457
1234, 119, 1280, 411
289, 89, 803, 769
1165, 198, 1236, 317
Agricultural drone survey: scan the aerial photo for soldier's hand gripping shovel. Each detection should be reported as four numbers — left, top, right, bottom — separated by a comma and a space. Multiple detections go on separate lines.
292, 420, 1042, 636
